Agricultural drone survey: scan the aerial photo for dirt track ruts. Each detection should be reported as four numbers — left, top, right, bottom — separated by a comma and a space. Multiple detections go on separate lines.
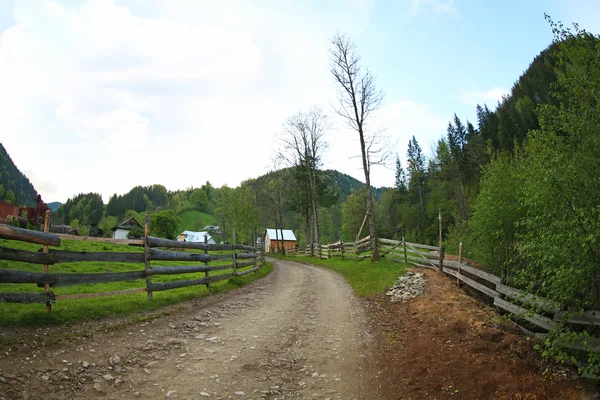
0, 258, 375, 399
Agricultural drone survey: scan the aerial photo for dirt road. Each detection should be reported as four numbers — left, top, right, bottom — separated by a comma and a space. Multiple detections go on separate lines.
0, 259, 375, 399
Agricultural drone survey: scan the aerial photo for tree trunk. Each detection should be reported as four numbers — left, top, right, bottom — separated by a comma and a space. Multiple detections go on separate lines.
358, 126, 379, 261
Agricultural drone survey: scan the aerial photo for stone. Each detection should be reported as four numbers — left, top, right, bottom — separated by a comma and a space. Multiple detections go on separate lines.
200, 392, 210, 397
103, 374, 114, 382
166, 390, 177, 397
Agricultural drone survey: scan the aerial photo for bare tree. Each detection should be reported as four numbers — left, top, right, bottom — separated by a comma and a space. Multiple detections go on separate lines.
279, 107, 328, 254
329, 33, 385, 261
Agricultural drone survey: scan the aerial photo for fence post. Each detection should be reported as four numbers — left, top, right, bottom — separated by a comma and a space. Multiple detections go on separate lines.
341, 241, 344, 259
402, 226, 407, 264
43, 209, 52, 313
232, 224, 237, 276
144, 213, 153, 300
438, 208, 444, 271
328, 244, 331, 259
458, 242, 463, 263
204, 234, 210, 289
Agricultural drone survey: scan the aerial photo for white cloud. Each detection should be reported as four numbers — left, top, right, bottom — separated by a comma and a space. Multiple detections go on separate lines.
409, 0, 459, 17
459, 87, 509, 107
1, 0, 375, 202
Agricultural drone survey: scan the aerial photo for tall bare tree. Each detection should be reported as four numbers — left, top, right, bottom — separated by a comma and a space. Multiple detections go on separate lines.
329, 33, 384, 261
280, 107, 328, 254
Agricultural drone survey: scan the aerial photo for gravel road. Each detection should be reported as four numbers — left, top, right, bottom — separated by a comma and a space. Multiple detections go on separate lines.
0, 259, 375, 399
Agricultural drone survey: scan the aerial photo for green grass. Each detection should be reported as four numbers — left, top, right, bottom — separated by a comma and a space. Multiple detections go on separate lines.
177, 210, 217, 232
271, 253, 409, 297
0, 238, 270, 327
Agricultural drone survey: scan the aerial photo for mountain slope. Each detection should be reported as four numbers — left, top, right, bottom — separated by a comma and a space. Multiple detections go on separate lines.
0, 143, 38, 206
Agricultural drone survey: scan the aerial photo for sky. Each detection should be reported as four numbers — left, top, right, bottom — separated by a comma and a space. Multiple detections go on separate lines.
1, 0, 599, 203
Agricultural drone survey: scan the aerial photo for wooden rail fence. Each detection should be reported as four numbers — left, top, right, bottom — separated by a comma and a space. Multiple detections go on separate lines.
0, 219, 263, 311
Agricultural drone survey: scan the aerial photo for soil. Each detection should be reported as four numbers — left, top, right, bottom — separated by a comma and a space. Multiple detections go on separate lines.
0, 260, 597, 399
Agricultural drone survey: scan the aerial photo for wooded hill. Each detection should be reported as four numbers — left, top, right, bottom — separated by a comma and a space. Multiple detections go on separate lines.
0, 143, 38, 206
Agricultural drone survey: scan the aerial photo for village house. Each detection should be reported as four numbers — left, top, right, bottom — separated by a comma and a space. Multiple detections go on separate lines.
264, 228, 297, 253
112, 217, 143, 239
177, 230, 216, 244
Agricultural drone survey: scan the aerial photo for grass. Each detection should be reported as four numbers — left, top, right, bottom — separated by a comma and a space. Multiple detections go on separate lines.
0, 238, 270, 327
271, 253, 409, 297
177, 210, 218, 232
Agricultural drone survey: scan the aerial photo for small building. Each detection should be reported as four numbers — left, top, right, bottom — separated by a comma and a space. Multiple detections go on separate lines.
112, 217, 143, 239
264, 228, 297, 253
178, 230, 216, 244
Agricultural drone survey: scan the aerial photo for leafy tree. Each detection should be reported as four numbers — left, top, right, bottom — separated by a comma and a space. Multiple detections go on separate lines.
341, 189, 368, 242
98, 216, 118, 237
150, 209, 180, 239
4, 189, 15, 204
406, 136, 427, 213
189, 188, 209, 212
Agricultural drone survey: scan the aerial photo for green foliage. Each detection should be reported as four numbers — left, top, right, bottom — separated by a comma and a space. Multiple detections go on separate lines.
105, 184, 169, 218
214, 184, 258, 245
150, 209, 181, 239
189, 188, 209, 212
4, 189, 15, 204
467, 152, 525, 278
54, 193, 104, 226
341, 189, 368, 241
0, 143, 38, 206
127, 227, 144, 238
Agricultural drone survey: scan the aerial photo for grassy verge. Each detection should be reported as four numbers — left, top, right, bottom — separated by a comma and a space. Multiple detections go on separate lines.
0, 238, 271, 327
270, 253, 408, 297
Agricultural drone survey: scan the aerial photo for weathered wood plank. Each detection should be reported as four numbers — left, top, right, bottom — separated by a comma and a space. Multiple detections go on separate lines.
356, 235, 371, 245
56, 234, 143, 245
55, 287, 146, 300
405, 243, 437, 269
147, 236, 256, 252
148, 248, 256, 262
48, 249, 145, 264
455, 271, 500, 299
0, 224, 61, 246
0, 291, 56, 303
414, 263, 438, 270
377, 238, 402, 246
443, 260, 502, 285
442, 266, 458, 277
493, 297, 556, 331
555, 310, 600, 326
496, 283, 561, 314
404, 241, 440, 251
148, 272, 233, 292
0, 246, 53, 264
0, 269, 144, 286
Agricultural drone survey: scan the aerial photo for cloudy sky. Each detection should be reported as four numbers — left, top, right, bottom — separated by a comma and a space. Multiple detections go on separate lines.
1, 0, 599, 202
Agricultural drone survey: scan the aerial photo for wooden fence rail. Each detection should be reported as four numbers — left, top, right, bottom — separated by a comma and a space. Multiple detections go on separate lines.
0, 217, 263, 309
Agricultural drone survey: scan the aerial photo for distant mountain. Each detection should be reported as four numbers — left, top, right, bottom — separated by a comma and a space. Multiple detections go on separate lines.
252, 167, 387, 203
0, 143, 38, 206
47, 202, 62, 212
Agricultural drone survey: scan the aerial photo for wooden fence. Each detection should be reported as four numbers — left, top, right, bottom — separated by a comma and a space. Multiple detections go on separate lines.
0, 219, 263, 311
294, 234, 600, 351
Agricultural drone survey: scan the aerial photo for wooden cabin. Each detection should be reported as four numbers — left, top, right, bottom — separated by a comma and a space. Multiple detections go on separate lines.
264, 228, 297, 253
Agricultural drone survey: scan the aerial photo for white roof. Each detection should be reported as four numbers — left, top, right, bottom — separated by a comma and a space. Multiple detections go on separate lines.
181, 230, 212, 242
266, 228, 296, 241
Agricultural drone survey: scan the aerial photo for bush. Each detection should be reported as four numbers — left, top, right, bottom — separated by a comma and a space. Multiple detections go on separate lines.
128, 227, 144, 239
